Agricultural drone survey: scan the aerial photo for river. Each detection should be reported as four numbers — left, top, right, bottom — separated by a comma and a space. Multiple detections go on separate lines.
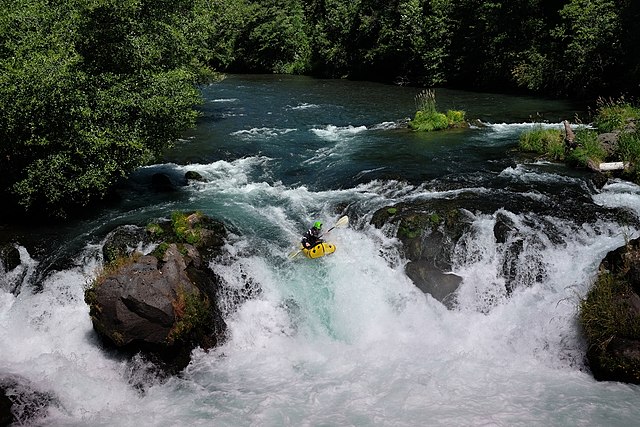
2, 74, 640, 426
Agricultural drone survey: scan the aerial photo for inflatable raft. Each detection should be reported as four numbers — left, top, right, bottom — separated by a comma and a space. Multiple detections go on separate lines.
303, 242, 336, 259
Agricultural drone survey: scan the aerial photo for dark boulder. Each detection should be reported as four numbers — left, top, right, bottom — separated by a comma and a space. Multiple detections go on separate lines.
151, 173, 178, 192
185, 171, 205, 182
86, 212, 228, 373
371, 202, 468, 306
581, 238, 640, 384
102, 225, 150, 264
0, 244, 26, 295
0, 244, 20, 272
0, 375, 58, 426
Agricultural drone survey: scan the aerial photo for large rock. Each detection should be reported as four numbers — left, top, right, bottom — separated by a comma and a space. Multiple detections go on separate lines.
85, 212, 227, 372
405, 260, 461, 308
370, 187, 640, 308
371, 202, 468, 306
89, 247, 191, 346
581, 238, 640, 383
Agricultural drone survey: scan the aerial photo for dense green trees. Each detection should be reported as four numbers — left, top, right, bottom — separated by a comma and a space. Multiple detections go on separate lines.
513, 0, 629, 97
212, 0, 639, 96
0, 0, 211, 218
1, 0, 639, 218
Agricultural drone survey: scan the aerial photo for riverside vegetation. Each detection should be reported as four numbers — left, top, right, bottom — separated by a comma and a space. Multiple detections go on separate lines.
518, 98, 640, 181
519, 99, 640, 383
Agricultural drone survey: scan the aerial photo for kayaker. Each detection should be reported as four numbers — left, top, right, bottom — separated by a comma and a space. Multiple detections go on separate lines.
301, 221, 323, 249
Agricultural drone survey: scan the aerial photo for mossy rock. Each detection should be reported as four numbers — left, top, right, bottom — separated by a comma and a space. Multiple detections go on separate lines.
102, 225, 149, 264
398, 214, 431, 239
581, 239, 640, 384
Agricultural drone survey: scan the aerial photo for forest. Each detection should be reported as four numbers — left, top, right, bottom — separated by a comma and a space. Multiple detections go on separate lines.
1, 0, 639, 219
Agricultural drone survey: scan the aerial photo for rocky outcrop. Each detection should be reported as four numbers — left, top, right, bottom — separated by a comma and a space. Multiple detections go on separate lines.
0, 244, 20, 272
581, 238, 640, 383
371, 202, 468, 308
85, 212, 227, 373
369, 174, 640, 309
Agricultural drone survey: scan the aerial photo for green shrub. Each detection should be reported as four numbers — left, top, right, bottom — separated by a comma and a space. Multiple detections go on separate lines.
518, 127, 565, 159
617, 131, 640, 163
446, 110, 466, 127
409, 110, 450, 131
594, 97, 640, 133
567, 129, 606, 167
0, 0, 212, 218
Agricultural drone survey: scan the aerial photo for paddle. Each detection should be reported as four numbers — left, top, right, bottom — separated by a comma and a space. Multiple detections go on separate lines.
288, 215, 349, 259
323, 215, 349, 235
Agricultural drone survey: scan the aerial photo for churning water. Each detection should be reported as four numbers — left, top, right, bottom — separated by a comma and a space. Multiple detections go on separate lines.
2, 75, 640, 426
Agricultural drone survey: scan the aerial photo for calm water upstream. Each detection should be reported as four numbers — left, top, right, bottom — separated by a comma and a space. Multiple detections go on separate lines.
2, 74, 640, 426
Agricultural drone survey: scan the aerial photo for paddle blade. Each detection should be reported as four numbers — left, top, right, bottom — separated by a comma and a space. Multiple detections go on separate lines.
334, 215, 349, 228
289, 249, 302, 259
323, 216, 349, 235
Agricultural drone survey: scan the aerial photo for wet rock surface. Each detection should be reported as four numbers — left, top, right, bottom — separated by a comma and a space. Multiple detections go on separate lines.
85, 212, 228, 373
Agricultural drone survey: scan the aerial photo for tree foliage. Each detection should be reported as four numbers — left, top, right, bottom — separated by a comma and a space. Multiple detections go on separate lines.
0, 0, 210, 218
212, 0, 639, 97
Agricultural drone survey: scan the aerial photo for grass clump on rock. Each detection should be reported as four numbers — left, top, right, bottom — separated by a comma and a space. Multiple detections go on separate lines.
593, 97, 640, 133
518, 98, 640, 179
167, 287, 211, 345
409, 89, 466, 132
566, 129, 608, 167
518, 127, 565, 160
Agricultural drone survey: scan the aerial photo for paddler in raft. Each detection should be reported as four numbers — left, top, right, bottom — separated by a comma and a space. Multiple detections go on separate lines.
301, 221, 323, 249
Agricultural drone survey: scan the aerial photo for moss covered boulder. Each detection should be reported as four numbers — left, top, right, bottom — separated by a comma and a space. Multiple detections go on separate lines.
371, 202, 468, 308
85, 212, 227, 372
581, 238, 640, 383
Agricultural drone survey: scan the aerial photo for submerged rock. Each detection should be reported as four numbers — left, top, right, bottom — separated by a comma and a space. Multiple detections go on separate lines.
85, 212, 227, 373
185, 170, 205, 182
0, 244, 28, 295
0, 375, 58, 426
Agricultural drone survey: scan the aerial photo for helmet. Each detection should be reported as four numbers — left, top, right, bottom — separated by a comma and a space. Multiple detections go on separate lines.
313, 221, 322, 230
